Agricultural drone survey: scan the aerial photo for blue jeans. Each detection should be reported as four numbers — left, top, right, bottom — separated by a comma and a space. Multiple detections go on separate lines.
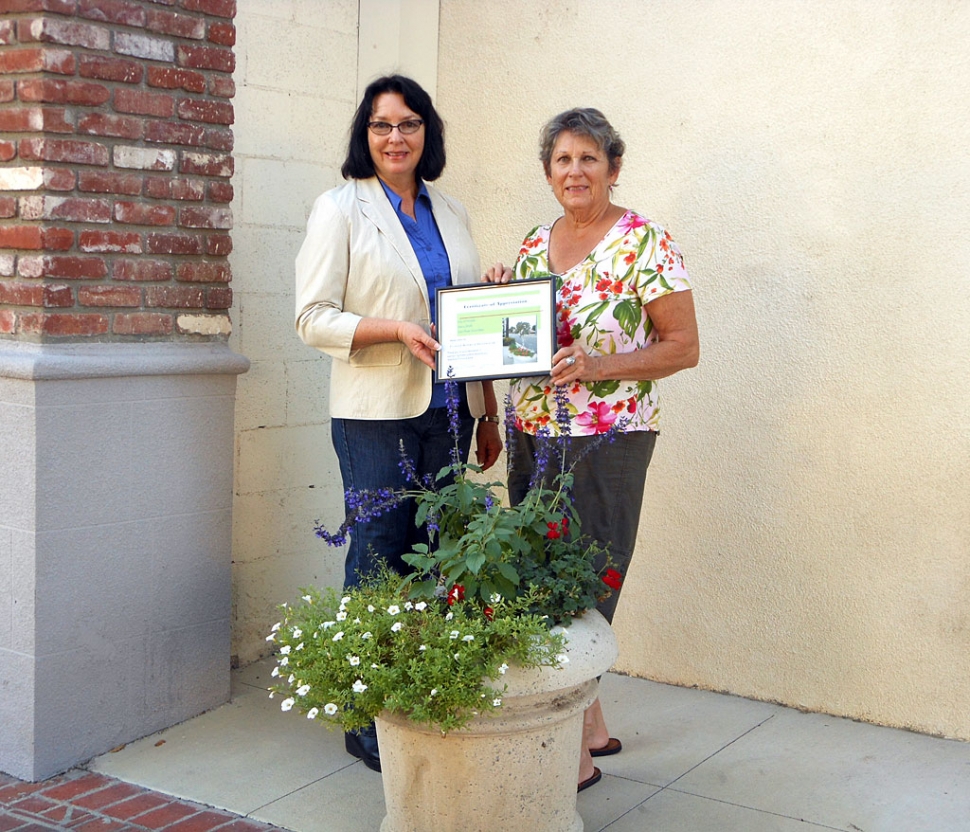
331, 405, 474, 588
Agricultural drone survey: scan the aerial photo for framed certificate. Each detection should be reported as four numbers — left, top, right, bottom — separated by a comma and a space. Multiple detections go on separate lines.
434, 277, 557, 382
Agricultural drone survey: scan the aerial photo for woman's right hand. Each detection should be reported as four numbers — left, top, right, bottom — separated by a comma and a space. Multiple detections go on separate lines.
397, 321, 441, 369
482, 263, 513, 284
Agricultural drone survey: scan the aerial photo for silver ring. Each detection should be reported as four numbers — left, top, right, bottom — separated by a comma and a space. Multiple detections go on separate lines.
564, 356, 576, 366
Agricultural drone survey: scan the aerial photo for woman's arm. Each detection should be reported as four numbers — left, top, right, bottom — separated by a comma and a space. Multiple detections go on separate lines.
551, 290, 699, 385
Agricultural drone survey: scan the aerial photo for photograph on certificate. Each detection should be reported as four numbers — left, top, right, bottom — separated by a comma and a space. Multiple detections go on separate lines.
434, 277, 556, 382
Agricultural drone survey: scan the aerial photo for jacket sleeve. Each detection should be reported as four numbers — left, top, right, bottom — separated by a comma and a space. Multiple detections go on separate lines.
294, 191, 361, 363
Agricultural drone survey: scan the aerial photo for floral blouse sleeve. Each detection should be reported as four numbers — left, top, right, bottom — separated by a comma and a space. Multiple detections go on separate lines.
509, 210, 691, 436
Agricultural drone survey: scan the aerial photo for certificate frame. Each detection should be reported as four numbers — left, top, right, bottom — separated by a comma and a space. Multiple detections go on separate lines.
434, 277, 557, 382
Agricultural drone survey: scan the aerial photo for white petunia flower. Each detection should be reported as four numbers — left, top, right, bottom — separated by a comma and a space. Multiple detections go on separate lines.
493, 698, 502, 707
367, 605, 376, 613
287, 673, 295, 684
348, 655, 360, 666
295, 642, 305, 651
404, 601, 413, 610
371, 663, 379, 669
271, 666, 280, 678
341, 595, 351, 605
352, 679, 368, 694
279, 645, 291, 655
449, 630, 460, 640
332, 631, 344, 642
430, 688, 437, 696
490, 593, 501, 604
281, 697, 295, 712
292, 628, 302, 638
302, 595, 312, 603
556, 654, 569, 665
265, 634, 276, 642
361, 631, 373, 640
322, 621, 335, 629
307, 707, 319, 719
462, 635, 474, 642
280, 656, 289, 667
418, 644, 427, 651
454, 653, 461, 661
445, 611, 454, 621
498, 663, 509, 675
353, 617, 361, 624
335, 611, 347, 621
324, 703, 338, 715
271, 622, 281, 632
387, 605, 400, 615
391, 621, 403, 632
414, 601, 427, 611
296, 684, 311, 696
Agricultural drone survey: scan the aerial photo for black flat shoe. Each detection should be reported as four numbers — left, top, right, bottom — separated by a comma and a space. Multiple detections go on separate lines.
345, 724, 381, 772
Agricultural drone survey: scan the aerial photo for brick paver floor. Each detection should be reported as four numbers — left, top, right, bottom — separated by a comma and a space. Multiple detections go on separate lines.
0, 770, 287, 832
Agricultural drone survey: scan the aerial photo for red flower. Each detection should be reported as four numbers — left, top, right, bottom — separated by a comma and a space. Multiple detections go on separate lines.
602, 569, 623, 591
483, 606, 494, 621
546, 521, 561, 540
447, 584, 465, 605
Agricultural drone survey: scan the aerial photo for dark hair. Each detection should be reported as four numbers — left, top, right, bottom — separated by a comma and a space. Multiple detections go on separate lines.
539, 108, 625, 177
340, 75, 446, 181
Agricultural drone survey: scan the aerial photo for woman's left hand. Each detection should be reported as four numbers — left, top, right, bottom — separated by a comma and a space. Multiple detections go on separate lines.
474, 421, 503, 471
551, 346, 590, 386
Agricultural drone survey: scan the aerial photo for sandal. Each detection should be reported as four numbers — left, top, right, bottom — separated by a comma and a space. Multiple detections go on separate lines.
589, 737, 622, 757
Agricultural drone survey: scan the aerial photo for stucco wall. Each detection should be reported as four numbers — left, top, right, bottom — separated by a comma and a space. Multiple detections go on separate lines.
437, 0, 970, 739
228, 0, 970, 739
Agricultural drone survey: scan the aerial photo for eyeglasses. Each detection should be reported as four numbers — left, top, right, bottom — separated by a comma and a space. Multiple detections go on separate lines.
367, 119, 424, 136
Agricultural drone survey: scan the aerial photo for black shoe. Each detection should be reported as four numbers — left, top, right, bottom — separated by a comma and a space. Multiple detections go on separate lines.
345, 724, 381, 772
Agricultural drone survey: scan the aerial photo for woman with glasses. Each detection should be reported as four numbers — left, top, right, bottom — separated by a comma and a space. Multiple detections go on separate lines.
295, 75, 502, 772
485, 107, 700, 792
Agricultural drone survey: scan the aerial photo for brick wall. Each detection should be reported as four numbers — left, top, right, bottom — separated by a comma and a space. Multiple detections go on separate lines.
0, 0, 235, 342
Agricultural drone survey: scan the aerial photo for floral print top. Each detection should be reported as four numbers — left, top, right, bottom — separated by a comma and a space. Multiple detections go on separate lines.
509, 209, 692, 436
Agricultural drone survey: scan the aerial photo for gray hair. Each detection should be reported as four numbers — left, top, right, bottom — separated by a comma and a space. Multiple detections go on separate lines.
539, 108, 625, 176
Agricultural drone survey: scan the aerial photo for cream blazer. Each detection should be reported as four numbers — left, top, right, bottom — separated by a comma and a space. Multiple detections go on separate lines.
295, 177, 485, 419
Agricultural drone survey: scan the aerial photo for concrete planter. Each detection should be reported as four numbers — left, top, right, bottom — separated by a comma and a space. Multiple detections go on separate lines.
375, 610, 618, 832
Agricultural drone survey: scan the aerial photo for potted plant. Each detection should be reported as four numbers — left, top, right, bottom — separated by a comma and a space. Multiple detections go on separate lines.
268, 382, 621, 832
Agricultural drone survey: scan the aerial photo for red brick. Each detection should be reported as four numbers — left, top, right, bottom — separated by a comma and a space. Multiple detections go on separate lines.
41, 227, 75, 250
145, 285, 203, 308
177, 98, 233, 125
18, 78, 111, 107
144, 177, 204, 200
101, 791, 172, 821
0, 309, 16, 333
0, 47, 75, 75
177, 44, 234, 73
72, 815, 129, 832
78, 170, 144, 196
17, 17, 111, 50
0, 281, 44, 306
21, 312, 109, 336
0, 226, 43, 250
205, 285, 231, 309
165, 810, 238, 832
44, 284, 73, 307
0, 196, 16, 217
20, 196, 112, 223
42, 167, 76, 190
202, 126, 233, 152
180, 152, 232, 177
78, 54, 144, 84
176, 261, 229, 283
0, 79, 14, 101
114, 31, 175, 63
114, 259, 172, 282
146, 232, 203, 255
79, 229, 142, 253
0, 0, 75, 11
206, 21, 235, 46
34, 256, 109, 279
114, 201, 175, 226
147, 66, 206, 93
114, 88, 175, 118
205, 233, 231, 256
146, 9, 205, 39
0, 106, 72, 133
208, 75, 234, 98
78, 112, 145, 140
79, 0, 148, 28
145, 120, 206, 147
7, 794, 60, 814
113, 311, 173, 336
180, 205, 231, 229
207, 181, 232, 203
0, 142, 16, 162
180, 0, 236, 18
18, 138, 109, 166
0, 20, 15, 46
78, 285, 141, 307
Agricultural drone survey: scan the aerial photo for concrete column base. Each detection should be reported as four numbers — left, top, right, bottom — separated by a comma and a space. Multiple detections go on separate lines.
376, 610, 619, 832
0, 342, 248, 781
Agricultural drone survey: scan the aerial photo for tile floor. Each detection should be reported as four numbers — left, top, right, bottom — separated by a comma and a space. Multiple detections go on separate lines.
5, 659, 969, 831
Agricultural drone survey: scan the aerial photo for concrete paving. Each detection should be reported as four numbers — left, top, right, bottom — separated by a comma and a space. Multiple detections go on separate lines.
85, 659, 970, 832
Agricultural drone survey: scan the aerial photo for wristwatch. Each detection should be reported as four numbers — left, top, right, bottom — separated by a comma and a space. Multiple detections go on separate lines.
479, 415, 501, 424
